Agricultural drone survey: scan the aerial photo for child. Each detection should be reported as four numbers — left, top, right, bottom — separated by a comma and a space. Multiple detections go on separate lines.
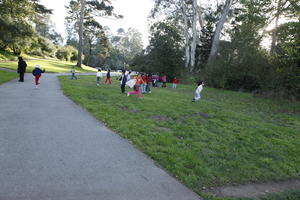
32, 64, 45, 88
119, 69, 127, 93
172, 77, 179, 89
70, 67, 77, 80
126, 71, 131, 81
192, 81, 204, 102
104, 69, 112, 84
162, 74, 167, 88
127, 74, 144, 99
146, 73, 152, 93
141, 73, 147, 93
96, 69, 102, 86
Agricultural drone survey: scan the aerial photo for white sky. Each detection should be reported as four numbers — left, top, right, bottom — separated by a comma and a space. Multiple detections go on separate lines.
40, 0, 154, 47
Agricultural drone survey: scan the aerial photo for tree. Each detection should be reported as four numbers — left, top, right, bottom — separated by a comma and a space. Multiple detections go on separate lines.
65, 0, 120, 67
207, 0, 234, 64
133, 21, 184, 78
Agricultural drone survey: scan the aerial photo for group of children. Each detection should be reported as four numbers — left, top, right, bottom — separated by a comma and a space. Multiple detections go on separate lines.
33, 65, 204, 102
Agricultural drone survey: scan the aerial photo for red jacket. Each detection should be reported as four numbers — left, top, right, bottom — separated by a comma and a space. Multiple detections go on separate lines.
146, 75, 152, 83
173, 78, 179, 84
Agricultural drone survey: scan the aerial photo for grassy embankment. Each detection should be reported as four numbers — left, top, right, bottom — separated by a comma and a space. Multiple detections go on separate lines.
0, 59, 97, 73
59, 75, 300, 200
0, 70, 18, 84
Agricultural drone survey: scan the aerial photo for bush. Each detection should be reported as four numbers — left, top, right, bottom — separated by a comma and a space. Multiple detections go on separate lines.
56, 45, 78, 61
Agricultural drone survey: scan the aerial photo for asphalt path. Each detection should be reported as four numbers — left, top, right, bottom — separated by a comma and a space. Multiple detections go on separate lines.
0, 73, 201, 200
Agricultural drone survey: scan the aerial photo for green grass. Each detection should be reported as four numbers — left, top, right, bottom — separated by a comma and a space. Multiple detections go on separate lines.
59, 75, 300, 200
0, 70, 18, 84
0, 58, 97, 73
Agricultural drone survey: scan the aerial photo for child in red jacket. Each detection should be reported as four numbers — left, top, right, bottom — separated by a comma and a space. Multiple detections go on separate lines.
172, 77, 179, 89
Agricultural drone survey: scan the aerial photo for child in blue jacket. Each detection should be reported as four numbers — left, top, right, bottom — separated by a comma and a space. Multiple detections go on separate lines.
32, 65, 45, 88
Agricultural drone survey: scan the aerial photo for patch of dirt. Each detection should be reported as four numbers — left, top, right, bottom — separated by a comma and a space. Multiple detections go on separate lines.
207, 179, 300, 199
120, 106, 141, 113
156, 127, 172, 133
150, 115, 173, 121
193, 112, 209, 119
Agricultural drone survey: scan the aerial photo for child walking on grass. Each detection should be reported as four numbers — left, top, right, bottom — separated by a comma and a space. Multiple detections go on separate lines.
96, 69, 102, 86
192, 81, 204, 102
70, 67, 77, 80
104, 69, 112, 84
32, 65, 45, 88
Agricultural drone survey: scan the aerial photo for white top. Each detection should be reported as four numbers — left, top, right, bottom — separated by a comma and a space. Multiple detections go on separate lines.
127, 74, 131, 80
195, 84, 203, 94
96, 72, 102, 77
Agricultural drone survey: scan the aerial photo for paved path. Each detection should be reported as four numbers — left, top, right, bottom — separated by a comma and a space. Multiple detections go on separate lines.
0, 74, 200, 200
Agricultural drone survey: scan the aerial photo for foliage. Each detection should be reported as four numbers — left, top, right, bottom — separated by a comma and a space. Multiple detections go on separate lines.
0, 0, 54, 54
105, 28, 143, 70
132, 21, 184, 79
56, 45, 78, 62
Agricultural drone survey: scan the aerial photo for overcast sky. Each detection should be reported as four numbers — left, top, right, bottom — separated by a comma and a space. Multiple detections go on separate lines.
40, 0, 154, 47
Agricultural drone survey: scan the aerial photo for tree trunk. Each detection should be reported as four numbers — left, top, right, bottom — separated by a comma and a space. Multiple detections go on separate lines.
77, 0, 85, 68
271, 0, 281, 54
190, 0, 198, 72
181, 2, 190, 68
207, 0, 233, 64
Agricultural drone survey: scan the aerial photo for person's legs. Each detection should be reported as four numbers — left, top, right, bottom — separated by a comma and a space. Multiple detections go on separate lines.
192, 92, 201, 102
137, 89, 142, 99
121, 84, 125, 93
108, 78, 112, 84
104, 77, 108, 84
97, 77, 100, 85
35, 75, 41, 85
19, 71, 24, 82
128, 90, 138, 95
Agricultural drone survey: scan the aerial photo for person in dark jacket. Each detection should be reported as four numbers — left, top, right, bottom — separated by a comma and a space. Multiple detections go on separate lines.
119, 69, 127, 93
17, 57, 27, 82
32, 65, 45, 88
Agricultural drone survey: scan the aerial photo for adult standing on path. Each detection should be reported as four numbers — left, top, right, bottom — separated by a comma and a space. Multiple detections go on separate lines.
17, 57, 27, 82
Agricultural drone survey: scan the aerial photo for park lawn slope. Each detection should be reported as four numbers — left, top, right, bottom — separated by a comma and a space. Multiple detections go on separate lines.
59, 75, 300, 199
0, 70, 18, 84
0, 59, 97, 73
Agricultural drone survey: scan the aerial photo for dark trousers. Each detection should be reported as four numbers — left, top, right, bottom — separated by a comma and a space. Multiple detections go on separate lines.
121, 84, 126, 93
19, 71, 24, 82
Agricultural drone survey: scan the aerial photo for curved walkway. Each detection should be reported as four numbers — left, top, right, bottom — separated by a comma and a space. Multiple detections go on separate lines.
0, 73, 200, 200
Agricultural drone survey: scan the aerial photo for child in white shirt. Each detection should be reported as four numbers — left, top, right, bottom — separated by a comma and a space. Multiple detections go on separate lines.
192, 81, 204, 102
96, 69, 102, 86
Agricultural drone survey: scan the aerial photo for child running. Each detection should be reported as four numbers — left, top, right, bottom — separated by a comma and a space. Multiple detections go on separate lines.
32, 64, 45, 88
192, 81, 204, 102
104, 69, 112, 84
127, 73, 145, 99
96, 69, 102, 86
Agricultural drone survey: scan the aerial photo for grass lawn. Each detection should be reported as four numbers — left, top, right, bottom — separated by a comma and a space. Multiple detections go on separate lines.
59, 75, 300, 200
0, 59, 97, 73
0, 70, 18, 84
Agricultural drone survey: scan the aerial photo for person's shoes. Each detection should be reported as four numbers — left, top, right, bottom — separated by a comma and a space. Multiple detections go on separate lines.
127, 93, 130, 97
192, 99, 195, 102
35, 85, 39, 89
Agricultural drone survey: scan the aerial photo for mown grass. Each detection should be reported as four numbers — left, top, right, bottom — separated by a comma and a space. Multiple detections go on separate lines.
0, 70, 18, 84
0, 58, 97, 73
59, 75, 300, 200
